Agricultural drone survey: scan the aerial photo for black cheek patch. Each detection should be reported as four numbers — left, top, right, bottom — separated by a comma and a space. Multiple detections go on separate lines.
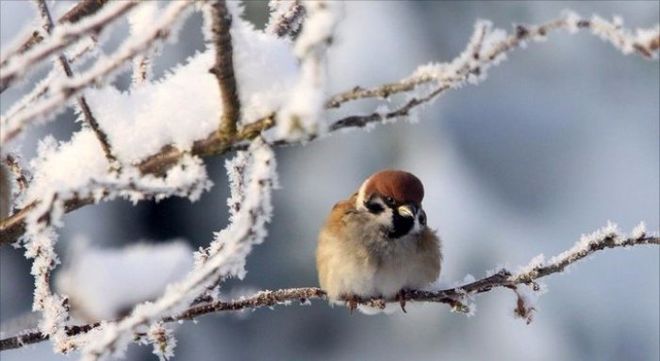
388, 211, 414, 238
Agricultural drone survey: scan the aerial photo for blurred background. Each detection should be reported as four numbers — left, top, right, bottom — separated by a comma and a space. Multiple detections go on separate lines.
1, 1, 658, 360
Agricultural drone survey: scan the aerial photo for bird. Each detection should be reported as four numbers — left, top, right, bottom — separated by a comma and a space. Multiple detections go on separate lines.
316, 169, 442, 312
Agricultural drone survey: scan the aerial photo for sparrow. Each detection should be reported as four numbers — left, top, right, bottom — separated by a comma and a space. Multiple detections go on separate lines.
316, 169, 442, 312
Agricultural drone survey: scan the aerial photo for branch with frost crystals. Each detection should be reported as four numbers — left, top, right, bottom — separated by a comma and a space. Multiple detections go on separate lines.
1, 12, 658, 246
206, 0, 241, 138
190, 150, 250, 305
275, 1, 341, 140
266, 0, 306, 39
511, 222, 654, 284
0, 322, 98, 352
3, 224, 657, 352
0, 0, 109, 71
1, 69, 57, 140
1, 157, 207, 354
21, 193, 75, 354
326, 12, 659, 109
87, 156, 213, 204
34, 0, 119, 169
589, 15, 660, 58
145, 322, 176, 361
0, 116, 275, 247
1, 36, 97, 136
128, 3, 159, 87
78, 139, 276, 361
0, 1, 138, 93
0, 0, 194, 145
3, 153, 31, 205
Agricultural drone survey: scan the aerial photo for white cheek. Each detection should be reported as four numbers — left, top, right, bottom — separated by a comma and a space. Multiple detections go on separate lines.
373, 207, 393, 227
356, 193, 393, 228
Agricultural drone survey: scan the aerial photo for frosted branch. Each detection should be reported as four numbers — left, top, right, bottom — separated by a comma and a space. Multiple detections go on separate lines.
1, 69, 57, 140
33, 0, 119, 169
21, 192, 72, 353
2, 12, 657, 248
1, 38, 97, 140
0, 1, 138, 93
0, 0, 194, 145
2, 224, 656, 352
0, 0, 109, 70
128, 3, 159, 87
275, 0, 342, 140
2, 153, 31, 207
326, 12, 659, 110
76, 138, 276, 360
266, 0, 305, 39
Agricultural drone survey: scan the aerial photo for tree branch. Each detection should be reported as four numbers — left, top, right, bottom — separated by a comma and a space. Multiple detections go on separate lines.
266, 0, 306, 39
34, 0, 119, 169
0, 1, 137, 93
1, 12, 658, 248
2, 154, 31, 201
0, 0, 109, 70
2, 231, 657, 352
207, 0, 241, 138
1, 0, 191, 145
326, 15, 659, 109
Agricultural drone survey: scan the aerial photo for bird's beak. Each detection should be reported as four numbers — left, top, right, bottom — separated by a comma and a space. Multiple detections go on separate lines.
397, 204, 416, 218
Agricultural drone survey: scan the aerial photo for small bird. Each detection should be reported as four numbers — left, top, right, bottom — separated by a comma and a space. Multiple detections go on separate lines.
316, 169, 442, 312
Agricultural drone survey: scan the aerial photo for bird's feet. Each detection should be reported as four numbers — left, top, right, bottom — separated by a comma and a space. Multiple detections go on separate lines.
396, 289, 411, 313
344, 294, 359, 314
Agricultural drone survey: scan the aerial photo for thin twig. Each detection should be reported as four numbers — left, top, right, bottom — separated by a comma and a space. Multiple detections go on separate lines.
326, 16, 659, 109
34, 0, 119, 169
1, 0, 192, 144
2, 233, 656, 352
1, 37, 97, 129
0, 1, 138, 93
2, 154, 31, 199
208, 0, 240, 138
0, 0, 109, 70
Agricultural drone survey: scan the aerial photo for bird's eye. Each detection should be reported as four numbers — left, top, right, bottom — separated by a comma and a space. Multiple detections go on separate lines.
365, 200, 384, 214
418, 210, 427, 226
384, 196, 395, 206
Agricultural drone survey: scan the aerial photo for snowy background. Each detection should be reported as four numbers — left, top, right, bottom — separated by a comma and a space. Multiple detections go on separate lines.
1, 1, 658, 360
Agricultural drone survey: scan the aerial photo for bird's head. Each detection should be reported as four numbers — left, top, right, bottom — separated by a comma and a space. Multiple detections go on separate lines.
355, 169, 427, 238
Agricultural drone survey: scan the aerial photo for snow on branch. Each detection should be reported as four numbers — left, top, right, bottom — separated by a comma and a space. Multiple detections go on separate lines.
1, 10, 658, 250
1, 0, 194, 145
128, 2, 159, 87
0, 0, 109, 72
0, 138, 274, 356
275, 0, 342, 140
33, 0, 119, 169
0, 7, 657, 358
6, 152, 210, 354
2, 223, 657, 352
325, 11, 660, 124
22, 193, 71, 353
75, 138, 276, 360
